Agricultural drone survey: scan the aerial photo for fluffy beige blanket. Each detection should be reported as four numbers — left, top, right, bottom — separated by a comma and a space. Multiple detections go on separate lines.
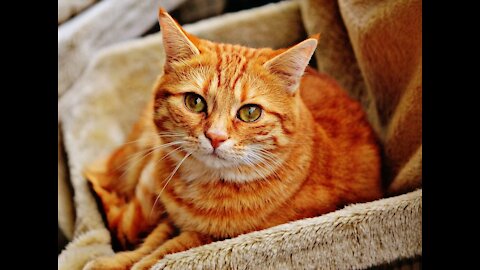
58, 0, 421, 269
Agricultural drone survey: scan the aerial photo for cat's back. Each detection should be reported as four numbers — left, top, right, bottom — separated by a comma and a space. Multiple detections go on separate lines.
299, 66, 383, 203
300, 67, 376, 148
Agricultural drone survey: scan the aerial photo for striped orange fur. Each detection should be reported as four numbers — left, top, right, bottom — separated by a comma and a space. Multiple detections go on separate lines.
84, 9, 382, 270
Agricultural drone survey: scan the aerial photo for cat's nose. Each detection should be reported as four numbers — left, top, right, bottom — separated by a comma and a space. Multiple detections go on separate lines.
205, 129, 228, 149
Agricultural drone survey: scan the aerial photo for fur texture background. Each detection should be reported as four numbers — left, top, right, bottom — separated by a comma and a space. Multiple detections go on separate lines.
152, 189, 421, 270
58, 0, 422, 269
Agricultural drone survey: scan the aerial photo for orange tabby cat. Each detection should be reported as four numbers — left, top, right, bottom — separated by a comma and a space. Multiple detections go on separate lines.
84, 9, 382, 270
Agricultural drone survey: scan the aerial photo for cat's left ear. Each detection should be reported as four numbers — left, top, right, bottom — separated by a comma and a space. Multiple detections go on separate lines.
264, 35, 319, 95
158, 8, 200, 72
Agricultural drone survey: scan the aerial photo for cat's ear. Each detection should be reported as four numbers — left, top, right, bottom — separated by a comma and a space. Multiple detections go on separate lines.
263, 35, 319, 95
158, 8, 200, 71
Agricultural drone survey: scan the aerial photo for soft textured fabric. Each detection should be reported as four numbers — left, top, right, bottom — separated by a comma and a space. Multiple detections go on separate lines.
300, 0, 422, 194
58, 124, 75, 239
152, 189, 421, 270
58, 0, 97, 24
58, 0, 185, 97
58, 0, 422, 269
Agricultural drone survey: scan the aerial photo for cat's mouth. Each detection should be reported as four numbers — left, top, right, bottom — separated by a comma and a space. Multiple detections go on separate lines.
191, 151, 238, 169
206, 151, 230, 164
211, 151, 226, 160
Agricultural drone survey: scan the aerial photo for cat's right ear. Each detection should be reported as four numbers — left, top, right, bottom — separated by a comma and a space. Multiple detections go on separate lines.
263, 35, 319, 95
158, 8, 200, 72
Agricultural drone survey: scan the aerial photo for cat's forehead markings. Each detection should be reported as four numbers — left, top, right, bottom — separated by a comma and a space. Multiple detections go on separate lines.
233, 80, 244, 105
216, 53, 227, 87
207, 75, 219, 98
193, 70, 206, 89
229, 56, 248, 90
201, 73, 214, 96
176, 72, 205, 94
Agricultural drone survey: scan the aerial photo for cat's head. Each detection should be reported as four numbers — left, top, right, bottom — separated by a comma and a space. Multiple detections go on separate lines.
153, 9, 318, 182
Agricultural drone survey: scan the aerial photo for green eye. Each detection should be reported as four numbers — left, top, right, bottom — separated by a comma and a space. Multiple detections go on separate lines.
237, 104, 262, 122
185, 93, 207, 113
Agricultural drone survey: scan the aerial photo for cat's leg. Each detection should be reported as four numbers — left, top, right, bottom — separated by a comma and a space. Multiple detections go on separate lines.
84, 220, 176, 270
85, 119, 162, 247
130, 231, 213, 270
88, 168, 159, 248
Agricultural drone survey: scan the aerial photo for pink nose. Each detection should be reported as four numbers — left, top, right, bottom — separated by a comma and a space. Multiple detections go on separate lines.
205, 130, 228, 149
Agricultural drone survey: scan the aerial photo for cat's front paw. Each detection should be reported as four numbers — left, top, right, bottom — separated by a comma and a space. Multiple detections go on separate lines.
83, 252, 139, 270
131, 258, 159, 270
83, 258, 126, 270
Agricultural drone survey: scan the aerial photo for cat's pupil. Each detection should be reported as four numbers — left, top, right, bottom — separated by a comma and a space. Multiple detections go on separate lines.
185, 93, 206, 113
237, 104, 261, 122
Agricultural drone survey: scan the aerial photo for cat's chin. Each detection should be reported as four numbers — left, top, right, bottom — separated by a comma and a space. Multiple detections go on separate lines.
192, 152, 239, 169
182, 153, 275, 183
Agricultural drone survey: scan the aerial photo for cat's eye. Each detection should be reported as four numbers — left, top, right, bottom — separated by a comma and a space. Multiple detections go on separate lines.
185, 93, 207, 113
237, 104, 262, 122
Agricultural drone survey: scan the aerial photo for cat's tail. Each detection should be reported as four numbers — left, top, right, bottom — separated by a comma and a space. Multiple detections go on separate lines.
84, 158, 144, 249
84, 156, 127, 220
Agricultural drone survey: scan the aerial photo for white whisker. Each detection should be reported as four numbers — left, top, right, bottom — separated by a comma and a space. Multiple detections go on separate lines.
116, 141, 185, 179
149, 152, 192, 220
119, 132, 186, 146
